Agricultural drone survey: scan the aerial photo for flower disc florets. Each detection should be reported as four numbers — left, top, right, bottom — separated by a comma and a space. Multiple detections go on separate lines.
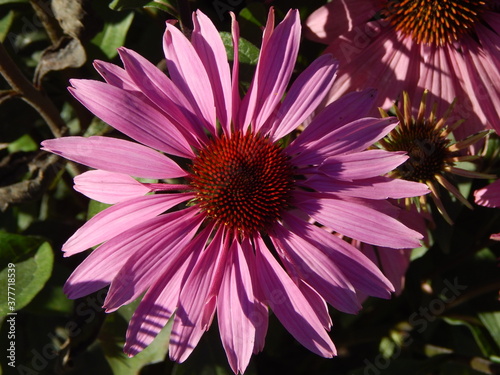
382, 0, 487, 46
190, 131, 294, 234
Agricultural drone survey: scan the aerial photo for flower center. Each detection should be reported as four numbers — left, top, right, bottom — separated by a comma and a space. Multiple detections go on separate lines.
190, 131, 294, 234
381, 0, 487, 45
383, 121, 451, 182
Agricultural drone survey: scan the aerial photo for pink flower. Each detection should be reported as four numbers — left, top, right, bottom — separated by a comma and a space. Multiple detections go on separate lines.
305, 0, 500, 139
475, 179, 500, 240
42, 8, 428, 374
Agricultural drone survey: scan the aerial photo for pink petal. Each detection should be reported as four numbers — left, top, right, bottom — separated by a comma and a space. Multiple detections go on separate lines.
269, 54, 339, 140
169, 227, 226, 363
64, 210, 194, 299
291, 117, 398, 166
93, 60, 138, 91
163, 22, 216, 133
239, 9, 301, 133
69, 79, 195, 158
295, 192, 423, 249
271, 223, 362, 314
303, 175, 430, 199
292, 88, 378, 149
283, 212, 394, 298
124, 225, 212, 356
475, 179, 500, 208
304, 0, 381, 43
103, 208, 203, 312
42, 136, 186, 179
62, 193, 192, 256
217, 239, 256, 374
73, 170, 151, 204
192, 10, 233, 134
230, 12, 241, 131
117, 47, 207, 145
254, 235, 337, 358
319, 150, 408, 181
241, 236, 269, 354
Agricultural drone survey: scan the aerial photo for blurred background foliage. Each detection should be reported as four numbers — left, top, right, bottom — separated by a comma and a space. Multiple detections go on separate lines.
0, 0, 499, 374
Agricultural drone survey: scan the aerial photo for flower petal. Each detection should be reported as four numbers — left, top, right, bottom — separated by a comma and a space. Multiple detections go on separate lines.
42, 136, 186, 179
163, 22, 216, 132
62, 193, 192, 256
269, 54, 339, 140
295, 192, 423, 249
103, 208, 203, 312
239, 9, 301, 133
69, 79, 195, 158
271, 223, 362, 314
254, 235, 336, 358
217, 239, 256, 374
124, 226, 211, 356
73, 170, 151, 204
192, 10, 233, 134
475, 179, 500, 208
319, 150, 408, 181
93, 60, 138, 90
169, 227, 226, 363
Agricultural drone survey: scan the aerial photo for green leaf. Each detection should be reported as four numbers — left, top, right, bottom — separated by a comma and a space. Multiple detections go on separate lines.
0, 234, 53, 316
0, 9, 14, 42
92, 11, 134, 59
7, 134, 38, 153
0, 0, 27, 4
109, 0, 148, 10
219, 31, 259, 65
87, 199, 112, 220
478, 312, 500, 352
444, 316, 497, 357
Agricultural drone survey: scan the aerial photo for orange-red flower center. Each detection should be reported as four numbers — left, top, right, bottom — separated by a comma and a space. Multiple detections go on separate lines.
190, 132, 294, 234
382, 0, 487, 46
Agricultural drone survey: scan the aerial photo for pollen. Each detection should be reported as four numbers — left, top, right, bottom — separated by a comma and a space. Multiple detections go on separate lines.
381, 0, 487, 46
190, 131, 294, 234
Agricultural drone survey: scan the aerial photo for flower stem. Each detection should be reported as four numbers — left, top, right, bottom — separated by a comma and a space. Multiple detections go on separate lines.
176, 0, 193, 36
0, 42, 67, 138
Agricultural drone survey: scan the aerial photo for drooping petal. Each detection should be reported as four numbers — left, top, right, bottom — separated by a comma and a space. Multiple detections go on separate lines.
192, 10, 233, 134
319, 150, 408, 181
42, 136, 186, 179
169, 227, 227, 363
69, 79, 195, 158
124, 225, 212, 356
217, 239, 256, 374
73, 170, 151, 204
62, 193, 192, 256
64, 210, 195, 299
291, 117, 398, 166
230, 12, 241, 130
295, 192, 423, 249
269, 54, 339, 140
283, 212, 395, 298
163, 22, 216, 133
254, 235, 337, 358
271, 223, 362, 314
302, 175, 430, 199
103, 208, 203, 312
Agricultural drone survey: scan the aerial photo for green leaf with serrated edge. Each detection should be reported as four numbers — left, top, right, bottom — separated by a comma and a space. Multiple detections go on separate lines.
478, 312, 500, 352
0, 10, 14, 42
93, 12, 134, 59
0, 239, 53, 316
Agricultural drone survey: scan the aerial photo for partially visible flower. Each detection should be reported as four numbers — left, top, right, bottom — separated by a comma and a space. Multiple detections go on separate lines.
475, 179, 500, 240
42, 8, 428, 374
305, 0, 500, 138
378, 90, 493, 224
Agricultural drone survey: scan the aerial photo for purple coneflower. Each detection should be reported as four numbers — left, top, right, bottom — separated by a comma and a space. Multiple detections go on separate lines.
305, 0, 500, 139
42, 8, 429, 374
